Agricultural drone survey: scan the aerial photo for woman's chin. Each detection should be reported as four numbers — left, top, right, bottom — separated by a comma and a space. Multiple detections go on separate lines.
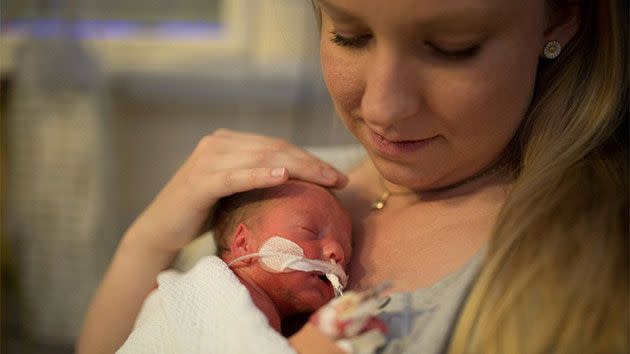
370, 156, 442, 189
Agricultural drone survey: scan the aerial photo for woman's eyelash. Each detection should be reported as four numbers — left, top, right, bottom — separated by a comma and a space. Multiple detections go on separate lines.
329, 32, 481, 60
427, 43, 482, 60
329, 32, 372, 48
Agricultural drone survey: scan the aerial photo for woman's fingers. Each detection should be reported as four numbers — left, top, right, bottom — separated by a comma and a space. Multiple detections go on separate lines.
194, 131, 348, 188
135, 130, 348, 252
201, 167, 289, 200
204, 152, 346, 188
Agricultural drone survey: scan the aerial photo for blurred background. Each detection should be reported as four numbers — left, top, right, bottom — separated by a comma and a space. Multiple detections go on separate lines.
1, 0, 357, 352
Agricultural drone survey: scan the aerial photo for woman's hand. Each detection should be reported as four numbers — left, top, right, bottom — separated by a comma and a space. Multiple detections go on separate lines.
126, 128, 349, 255
290, 323, 348, 354
77, 129, 348, 354
290, 320, 387, 354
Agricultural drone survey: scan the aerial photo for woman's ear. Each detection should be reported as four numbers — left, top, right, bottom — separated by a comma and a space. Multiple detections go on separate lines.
543, 2, 581, 49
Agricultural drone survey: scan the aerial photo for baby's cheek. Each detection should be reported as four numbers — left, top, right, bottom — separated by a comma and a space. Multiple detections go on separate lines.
301, 243, 325, 260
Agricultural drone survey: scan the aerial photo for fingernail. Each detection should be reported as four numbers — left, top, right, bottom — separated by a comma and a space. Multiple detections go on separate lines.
322, 168, 337, 181
271, 167, 286, 177
337, 174, 349, 187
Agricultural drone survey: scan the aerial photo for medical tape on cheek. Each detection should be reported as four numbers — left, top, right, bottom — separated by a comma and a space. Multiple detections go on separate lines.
264, 238, 348, 298
227, 251, 294, 269
227, 236, 303, 270
227, 236, 348, 295
262, 237, 348, 290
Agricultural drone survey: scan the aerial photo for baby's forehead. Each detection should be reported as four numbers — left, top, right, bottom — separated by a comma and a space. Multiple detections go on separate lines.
255, 190, 335, 216
253, 183, 347, 220
267, 181, 341, 205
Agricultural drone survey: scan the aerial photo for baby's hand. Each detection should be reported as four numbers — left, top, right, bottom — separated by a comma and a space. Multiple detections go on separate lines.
309, 284, 390, 340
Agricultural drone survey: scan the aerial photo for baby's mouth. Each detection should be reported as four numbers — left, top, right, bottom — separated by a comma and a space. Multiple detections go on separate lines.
316, 273, 330, 285
313, 272, 335, 292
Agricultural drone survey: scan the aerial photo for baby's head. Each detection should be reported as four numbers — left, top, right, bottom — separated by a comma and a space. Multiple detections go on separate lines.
211, 180, 352, 316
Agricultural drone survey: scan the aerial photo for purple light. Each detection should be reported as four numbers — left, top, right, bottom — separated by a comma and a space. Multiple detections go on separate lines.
0, 19, 225, 39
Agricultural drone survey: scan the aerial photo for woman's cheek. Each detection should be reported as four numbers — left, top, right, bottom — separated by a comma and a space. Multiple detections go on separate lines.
321, 45, 364, 120
428, 50, 534, 149
433, 73, 499, 140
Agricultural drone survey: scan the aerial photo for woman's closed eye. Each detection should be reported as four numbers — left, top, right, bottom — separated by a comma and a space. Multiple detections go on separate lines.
425, 41, 482, 60
329, 31, 482, 61
330, 31, 372, 48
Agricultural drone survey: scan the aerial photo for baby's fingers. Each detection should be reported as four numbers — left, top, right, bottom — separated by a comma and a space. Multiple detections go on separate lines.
358, 317, 388, 335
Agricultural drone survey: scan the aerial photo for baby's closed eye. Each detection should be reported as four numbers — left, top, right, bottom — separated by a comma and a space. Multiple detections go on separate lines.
298, 226, 319, 239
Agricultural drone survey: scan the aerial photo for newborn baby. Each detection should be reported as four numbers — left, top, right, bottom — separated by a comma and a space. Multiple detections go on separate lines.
212, 179, 353, 331
118, 180, 352, 353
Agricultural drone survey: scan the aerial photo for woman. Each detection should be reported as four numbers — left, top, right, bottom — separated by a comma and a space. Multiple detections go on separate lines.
77, 0, 627, 353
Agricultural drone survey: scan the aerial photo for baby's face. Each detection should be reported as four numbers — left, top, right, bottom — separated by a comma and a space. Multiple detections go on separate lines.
248, 181, 352, 316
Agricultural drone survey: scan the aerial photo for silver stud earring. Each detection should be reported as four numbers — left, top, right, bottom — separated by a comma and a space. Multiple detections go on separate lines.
543, 40, 562, 59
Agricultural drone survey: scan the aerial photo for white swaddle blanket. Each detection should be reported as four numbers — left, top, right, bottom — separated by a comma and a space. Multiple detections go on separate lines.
117, 256, 296, 354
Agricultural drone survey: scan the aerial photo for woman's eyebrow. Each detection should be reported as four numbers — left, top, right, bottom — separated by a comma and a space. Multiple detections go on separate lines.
317, 0, 362, 23
414, 7, 497, 32
317, 0, 496, 32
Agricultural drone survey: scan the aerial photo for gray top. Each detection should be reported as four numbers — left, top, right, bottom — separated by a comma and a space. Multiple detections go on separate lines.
349, 251, 485, 354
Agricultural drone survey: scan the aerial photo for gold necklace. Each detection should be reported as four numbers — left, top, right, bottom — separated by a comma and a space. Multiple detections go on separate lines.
370, 161, 510, 211
371, 177, 416, 210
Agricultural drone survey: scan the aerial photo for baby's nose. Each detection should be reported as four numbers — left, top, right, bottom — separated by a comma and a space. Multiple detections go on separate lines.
323, 241, 345, 265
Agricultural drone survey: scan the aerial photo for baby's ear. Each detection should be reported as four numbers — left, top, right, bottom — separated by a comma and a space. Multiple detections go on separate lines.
230, 223, 254, 257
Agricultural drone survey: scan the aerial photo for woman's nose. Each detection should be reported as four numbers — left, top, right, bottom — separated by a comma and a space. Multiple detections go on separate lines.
361, 47, 422, 130
322, 240, 345, 265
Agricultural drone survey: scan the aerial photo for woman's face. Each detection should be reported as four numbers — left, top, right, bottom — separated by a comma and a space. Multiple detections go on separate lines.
319, 0, 547, 189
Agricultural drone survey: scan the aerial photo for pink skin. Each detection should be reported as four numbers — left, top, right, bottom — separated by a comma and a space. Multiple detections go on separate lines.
224, 181, 352, 331
318, 0, 548, 191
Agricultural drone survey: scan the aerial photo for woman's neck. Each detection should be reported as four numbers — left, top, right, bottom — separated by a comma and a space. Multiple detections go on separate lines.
393, 170, 512, 201
233, 270, 282, 332
376, 158, 516, 204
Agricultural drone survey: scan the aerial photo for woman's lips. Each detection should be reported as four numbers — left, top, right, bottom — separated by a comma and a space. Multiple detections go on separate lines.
369, 130, 437, 157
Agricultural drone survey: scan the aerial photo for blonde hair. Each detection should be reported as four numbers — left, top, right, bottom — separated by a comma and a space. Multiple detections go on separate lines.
449, 0, 628, 353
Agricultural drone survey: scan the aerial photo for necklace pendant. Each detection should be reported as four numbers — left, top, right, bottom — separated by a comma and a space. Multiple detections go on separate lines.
371, 199, 385, 210
371, 191, 390, 210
